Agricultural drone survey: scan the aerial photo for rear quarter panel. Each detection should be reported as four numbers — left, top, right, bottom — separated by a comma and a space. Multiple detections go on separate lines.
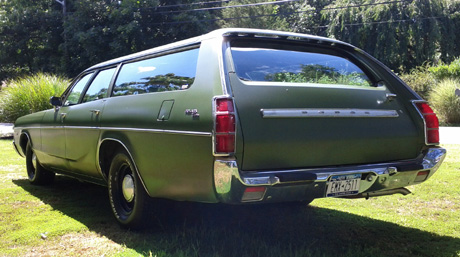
99, 37, 226, 203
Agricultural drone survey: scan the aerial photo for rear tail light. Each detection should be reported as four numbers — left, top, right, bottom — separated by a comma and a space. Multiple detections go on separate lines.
415, 102, 439, 145
214, 97, 236, 155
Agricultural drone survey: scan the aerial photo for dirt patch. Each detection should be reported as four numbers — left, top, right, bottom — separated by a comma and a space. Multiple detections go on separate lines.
24, 232, 123, 257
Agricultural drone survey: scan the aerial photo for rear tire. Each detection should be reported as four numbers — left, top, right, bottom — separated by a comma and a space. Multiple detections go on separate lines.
108, 150, 149, 229
25, 141, 55, 185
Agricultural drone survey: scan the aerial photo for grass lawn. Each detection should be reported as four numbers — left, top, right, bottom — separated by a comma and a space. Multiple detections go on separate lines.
0, 139, 459, 257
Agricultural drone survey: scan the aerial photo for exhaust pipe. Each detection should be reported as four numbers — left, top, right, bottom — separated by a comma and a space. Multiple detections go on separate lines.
342, 188, 412, 199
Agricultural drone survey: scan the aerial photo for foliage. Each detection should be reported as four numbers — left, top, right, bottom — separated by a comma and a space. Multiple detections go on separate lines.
0, 0, 63, 81
399, 65, 437, 100
267, 65, 371, 87
63, 0, 217, 77
321, 0, 460, 72
1, 0, 460, 79
429, 78, 460, 124
218, 0, 290, 30
428, 58, 460, 81
0, 73, 69, 122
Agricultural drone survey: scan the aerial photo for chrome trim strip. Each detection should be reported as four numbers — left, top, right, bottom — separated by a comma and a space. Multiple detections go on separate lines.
100, 127, 211, 137
422, 148, 446, 170
214, 148, 445, 185
261, 108, 399, 118
36, 125, 211, 137
97, 138, 150, 195
213, 147, 446, 203
315, 167, 391, 181
212, 95, 237, 156
411, 100, 439, 146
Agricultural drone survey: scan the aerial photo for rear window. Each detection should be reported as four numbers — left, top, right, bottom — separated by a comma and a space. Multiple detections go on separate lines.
231, 47, 372, 87
113, 48, 199, 96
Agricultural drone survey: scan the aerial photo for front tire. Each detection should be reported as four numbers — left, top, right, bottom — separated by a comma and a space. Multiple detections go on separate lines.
108, 150, 149, 229
25, 141, 55, 185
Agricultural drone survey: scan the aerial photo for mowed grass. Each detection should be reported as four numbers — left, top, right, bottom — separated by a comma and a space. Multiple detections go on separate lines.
0, 139, 459, 257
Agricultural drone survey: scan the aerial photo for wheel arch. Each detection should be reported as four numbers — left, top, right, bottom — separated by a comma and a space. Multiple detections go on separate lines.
19, 132, 31, 156
97, 138, 150, 195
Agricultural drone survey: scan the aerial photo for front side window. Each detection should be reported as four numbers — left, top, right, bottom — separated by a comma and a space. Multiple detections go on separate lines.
231, 47, 372, 87
82, 68, 115, 103
113, 48, 199, 96
65, 73, 93, 106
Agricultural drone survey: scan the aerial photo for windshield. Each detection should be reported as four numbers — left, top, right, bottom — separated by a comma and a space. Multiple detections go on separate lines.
231, 47, 372, 87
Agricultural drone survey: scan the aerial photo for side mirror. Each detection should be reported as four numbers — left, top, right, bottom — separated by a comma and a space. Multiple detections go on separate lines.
50, 96, 62, 107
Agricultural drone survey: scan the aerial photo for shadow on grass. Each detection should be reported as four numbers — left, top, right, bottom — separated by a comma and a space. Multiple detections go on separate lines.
13, 176, 460, 257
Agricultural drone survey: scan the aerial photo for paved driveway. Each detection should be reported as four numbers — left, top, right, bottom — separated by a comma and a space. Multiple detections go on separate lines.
439, 127, 460, 144
0, 123, 14, 138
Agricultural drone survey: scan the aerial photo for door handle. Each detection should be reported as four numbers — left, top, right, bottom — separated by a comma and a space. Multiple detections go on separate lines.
60, 113, 67, 118
386, 93, 397, 102
90, 109, 100, 115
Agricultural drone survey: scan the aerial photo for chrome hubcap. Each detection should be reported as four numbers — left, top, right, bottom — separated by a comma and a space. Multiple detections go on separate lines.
122, 174, 135, 202
32, 152, 38, 170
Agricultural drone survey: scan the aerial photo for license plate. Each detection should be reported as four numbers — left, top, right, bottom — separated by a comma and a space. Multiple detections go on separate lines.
326, 174, 361, 197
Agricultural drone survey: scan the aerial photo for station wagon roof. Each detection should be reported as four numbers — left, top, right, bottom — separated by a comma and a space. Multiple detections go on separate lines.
85, 28, 355, 72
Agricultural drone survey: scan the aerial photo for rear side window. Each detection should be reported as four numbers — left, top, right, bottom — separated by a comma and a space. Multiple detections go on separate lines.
113, 48, 199, 96
231, 47, 372, 87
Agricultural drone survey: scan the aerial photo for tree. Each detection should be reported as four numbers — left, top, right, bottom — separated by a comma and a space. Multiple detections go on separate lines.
321, 0, 447, 71
218, 0, 291, 30
0, 0, 63, 80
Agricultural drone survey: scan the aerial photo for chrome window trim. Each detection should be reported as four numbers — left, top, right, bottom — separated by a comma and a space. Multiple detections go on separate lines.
261, 108, 399, 118
220, 38, 233, 96
112, 47, 200, 97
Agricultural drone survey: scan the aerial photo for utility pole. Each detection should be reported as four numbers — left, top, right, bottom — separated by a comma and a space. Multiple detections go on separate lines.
55, 0, 66, 16
55, 0, 68, 74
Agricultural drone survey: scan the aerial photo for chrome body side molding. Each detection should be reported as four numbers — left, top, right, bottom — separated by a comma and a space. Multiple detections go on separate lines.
28, 125, 212, 137
261, 108, 399, 118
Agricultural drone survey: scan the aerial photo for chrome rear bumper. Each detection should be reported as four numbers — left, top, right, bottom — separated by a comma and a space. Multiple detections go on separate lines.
213, 147, 446, 203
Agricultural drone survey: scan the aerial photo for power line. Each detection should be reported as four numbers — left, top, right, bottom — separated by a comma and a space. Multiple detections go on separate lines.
150, 0, 407, 25
150, 0, 301, 14
156, 0, 232, 9
308, 16, 447, 30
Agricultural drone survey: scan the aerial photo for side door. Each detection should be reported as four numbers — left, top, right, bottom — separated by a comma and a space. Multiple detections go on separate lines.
64, 67, 116, 178
40, 72, 94, 169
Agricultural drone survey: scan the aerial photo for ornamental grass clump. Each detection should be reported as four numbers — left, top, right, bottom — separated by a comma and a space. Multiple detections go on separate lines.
0, 73, 69, 122
429, 78, 460, 125
400, 65, 437, 100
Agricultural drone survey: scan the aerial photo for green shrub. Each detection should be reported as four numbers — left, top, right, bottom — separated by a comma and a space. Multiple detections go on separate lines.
429, 78, 460, 125
400, 65, 437, 100
0, 73, 69, 123
428, 58, 460, 81
0, 66, 31, 83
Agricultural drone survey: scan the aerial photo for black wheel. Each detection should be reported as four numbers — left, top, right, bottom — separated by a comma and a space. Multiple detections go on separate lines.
108, 150, 149, 229
25, 141, 55, 185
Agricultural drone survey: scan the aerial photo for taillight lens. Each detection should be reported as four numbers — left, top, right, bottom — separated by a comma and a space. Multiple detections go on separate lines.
214, 97, 236, 154
216, 98, 234, 112
216, 115, 235, 132
415, 102, 439, 144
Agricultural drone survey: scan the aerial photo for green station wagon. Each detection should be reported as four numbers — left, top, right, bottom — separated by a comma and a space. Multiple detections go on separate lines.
13, 28, 446, 228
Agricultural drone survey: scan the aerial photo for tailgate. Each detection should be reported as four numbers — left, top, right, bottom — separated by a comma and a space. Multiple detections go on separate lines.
227, 41, 423, 171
